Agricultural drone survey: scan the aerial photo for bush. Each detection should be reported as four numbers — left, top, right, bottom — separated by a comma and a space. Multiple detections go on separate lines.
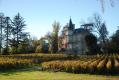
97, 58, 107, 71
41, 54, 119, 74
35, 45, 48, 53
0, 57, 32, 70
106, 59, 112, 70
114, 59, 119, 70
9, 47, 17, 54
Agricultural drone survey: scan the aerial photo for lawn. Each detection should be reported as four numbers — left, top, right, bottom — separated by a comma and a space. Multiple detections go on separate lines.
0, 68, 119, 80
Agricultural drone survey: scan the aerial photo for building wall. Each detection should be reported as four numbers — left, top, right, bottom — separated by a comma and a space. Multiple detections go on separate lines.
61, 25, 89, 54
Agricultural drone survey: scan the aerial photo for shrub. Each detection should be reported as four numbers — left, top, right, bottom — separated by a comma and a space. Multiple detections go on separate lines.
42, 61, 63, 71
9, 47, 17, 54
106, 59, 112, 70
41, 54, 119, 74
97, 58, 107, 71
114, 59, 119, 70
0, 57, 32, 70
88, 59, 101, 73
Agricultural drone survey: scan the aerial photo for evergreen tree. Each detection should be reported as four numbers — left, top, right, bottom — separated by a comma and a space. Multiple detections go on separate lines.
3, 17, 12, 54
11, 13, 26, 53
0, 13, 5, 54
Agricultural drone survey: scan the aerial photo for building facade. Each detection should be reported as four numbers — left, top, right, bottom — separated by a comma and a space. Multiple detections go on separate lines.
60, 18, 90, 54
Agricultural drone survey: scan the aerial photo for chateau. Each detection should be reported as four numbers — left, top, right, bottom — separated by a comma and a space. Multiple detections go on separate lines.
60, 18, 91, 54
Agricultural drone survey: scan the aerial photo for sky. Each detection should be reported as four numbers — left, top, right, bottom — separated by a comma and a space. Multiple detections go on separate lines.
0, 0, 119, 39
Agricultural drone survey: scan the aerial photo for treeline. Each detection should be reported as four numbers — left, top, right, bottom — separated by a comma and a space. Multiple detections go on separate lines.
0, 12, 35, 55
1, 12, 119, 55
0, 12, 61, 55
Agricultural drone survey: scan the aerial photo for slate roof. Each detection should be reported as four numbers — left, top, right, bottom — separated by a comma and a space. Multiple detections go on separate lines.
73, 28, 89, 34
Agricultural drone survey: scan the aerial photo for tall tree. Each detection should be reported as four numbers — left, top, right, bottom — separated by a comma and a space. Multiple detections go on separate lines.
12, 13, 26, 53
0, 13, 5, 54
52, 21, 60, 53
92, 13, 108, 53
45, 32, 53, 53
109, 28, 119, 53
46, 21, 60, 53
3, 17, 12, 54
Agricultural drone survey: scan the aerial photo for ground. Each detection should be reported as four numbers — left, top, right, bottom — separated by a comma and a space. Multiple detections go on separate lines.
0, 68, 119, 80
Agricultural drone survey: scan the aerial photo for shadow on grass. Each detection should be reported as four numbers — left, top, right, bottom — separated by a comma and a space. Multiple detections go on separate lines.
0, 66, 119, 78
0, 66, 41, 76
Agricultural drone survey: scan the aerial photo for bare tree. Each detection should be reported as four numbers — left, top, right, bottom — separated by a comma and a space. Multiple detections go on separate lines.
92, 13, 108, 53
99, 0, 117, 12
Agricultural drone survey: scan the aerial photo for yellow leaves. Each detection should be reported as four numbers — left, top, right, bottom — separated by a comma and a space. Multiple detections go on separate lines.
97, 58, 107, 70
106, 59, 112, 70
41, 54, 119, 74
88, 59, 101, 70
1, 53, 119, 74
0, 57, 32, 70
114, 59, 119, 69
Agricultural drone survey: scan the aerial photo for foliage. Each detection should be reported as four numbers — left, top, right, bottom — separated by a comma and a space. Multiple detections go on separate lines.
3, 17, 13, 54
35, 38, 49, 53
85, 34, 100, 54
11, 13, 27, 53
0, 53, 71, 64
0, 12, 30, 54
92, 13, 108, 53
42, 54, 119, 74
0, 13, 5, 54
47, 21, 61, 53
9, 47, 17, 54
109, 29, 119, 53
0, 57, 32, 70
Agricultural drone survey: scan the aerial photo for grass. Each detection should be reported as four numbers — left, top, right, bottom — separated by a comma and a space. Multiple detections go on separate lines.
0, 68, 119, 80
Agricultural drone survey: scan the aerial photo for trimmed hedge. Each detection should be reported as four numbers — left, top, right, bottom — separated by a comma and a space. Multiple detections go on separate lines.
42, 54, 119, 74
0, 57, 32, 70
0, 54, 80, 63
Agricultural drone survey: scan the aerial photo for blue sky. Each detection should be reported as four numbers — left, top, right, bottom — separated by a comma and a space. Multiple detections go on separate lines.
0, 0, 119, 39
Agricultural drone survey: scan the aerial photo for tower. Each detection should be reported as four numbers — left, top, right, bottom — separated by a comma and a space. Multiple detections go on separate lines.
66, 18, 75, 52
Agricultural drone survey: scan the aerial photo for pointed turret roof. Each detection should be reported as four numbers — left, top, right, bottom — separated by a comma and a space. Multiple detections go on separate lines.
69, 17, 73, 27
68, 17, 74, 30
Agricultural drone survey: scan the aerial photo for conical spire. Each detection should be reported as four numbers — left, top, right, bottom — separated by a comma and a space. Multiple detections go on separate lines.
69, 17, 74, 30
69, 17, 73, 27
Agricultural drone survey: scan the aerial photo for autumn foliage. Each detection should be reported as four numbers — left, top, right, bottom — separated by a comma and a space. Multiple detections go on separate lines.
42, 54, 119, 74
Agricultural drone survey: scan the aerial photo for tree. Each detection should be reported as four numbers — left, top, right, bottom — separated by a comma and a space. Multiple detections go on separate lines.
0, 13, 5, 54
31, 38, 40, 52
50, 21, 60, 53
85, 34, 100, 54
92, 13, 108, 53
45, 32, 53, 53
3, 17, 12, 54
12, 13, 26, 53
99, 0, 116, 12
35, 37, 49, 53
109, 28, 119, 53
17, 33, 30, 53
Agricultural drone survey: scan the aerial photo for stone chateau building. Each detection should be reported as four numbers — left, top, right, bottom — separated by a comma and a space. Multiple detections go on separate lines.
59, 18, 92, 54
